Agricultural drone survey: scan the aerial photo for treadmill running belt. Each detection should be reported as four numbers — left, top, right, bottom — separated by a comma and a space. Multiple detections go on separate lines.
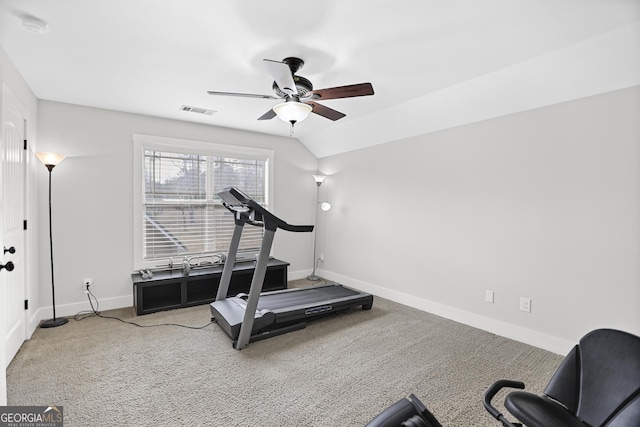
256, 286, 360, 311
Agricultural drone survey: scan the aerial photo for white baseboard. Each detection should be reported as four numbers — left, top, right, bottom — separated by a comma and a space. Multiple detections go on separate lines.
316, 268, 574, 355
28, 269, 574, 355
27, 267, 314, 337
27, 295, 133, 338
29, 268, 315, 338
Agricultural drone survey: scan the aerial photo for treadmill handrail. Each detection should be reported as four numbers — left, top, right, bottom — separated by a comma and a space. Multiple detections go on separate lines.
219, 187, 314, 233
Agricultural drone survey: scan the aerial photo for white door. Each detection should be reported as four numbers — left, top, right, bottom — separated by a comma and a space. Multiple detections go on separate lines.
0, 96, 7, 405
2, 94, 26, 370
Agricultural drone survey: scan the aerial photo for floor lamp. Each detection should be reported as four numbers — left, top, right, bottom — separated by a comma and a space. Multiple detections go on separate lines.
36, 151, 69, 328
307, 174, 331, 281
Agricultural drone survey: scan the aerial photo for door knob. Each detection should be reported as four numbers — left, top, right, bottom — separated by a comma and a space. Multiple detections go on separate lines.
0, 261, 14, 272
4, 246, 15, 254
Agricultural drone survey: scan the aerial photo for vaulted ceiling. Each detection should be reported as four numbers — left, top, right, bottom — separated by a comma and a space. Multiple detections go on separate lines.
1, 0, 638, 157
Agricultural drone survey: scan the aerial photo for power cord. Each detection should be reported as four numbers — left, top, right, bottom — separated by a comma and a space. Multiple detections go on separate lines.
74, 286, 212, 330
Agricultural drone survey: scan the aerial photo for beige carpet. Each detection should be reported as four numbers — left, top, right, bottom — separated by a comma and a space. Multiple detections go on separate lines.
7, 280, 562, 426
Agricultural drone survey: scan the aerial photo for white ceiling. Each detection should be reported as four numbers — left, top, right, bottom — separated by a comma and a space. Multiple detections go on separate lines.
1, 0, 638, 158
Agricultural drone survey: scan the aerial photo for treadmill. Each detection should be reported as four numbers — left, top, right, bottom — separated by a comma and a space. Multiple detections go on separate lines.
210, 187, 373, 349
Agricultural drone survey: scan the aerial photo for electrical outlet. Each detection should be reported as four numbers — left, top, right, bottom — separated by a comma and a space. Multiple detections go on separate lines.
83, 278, 93, 291
520, 297, 531, 313
485, 290, 494, 303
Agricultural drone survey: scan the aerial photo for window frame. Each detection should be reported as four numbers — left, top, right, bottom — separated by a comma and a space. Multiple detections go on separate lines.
132, 133, 274, 270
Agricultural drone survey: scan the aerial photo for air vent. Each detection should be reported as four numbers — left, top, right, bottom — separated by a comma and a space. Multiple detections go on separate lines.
180, 105, 216, 115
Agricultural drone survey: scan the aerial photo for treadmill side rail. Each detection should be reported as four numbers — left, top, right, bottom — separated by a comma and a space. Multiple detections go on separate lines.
210, 297, 276, 339
240, 322, 307, 347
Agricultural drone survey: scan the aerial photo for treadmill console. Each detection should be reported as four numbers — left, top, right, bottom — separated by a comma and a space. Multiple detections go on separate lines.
218, 187, 264, 224
218, 187, 313, 233
218, 187, 251, 209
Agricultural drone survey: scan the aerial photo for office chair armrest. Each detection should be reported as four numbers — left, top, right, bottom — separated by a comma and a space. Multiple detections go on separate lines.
483, 380, 525, 427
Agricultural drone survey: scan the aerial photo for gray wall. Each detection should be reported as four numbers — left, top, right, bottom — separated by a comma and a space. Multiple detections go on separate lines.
317, 86, 640, 354
35, 101, 319, 319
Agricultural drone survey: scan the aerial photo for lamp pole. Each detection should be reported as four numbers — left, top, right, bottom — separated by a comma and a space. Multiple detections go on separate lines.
37, 152, 68, 328
307, 174, 326, 281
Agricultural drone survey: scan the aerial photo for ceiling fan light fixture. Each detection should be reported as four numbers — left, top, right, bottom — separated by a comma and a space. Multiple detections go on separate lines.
273, 101, 312, 124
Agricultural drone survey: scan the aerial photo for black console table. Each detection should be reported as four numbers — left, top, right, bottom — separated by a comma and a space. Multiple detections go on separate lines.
132, 258, 289, 315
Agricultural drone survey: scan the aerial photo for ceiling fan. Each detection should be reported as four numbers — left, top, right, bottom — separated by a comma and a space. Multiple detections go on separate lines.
207, 57, 374, 129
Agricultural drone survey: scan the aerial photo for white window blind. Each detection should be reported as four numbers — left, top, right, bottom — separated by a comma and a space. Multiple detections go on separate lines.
137, 140, 270, 264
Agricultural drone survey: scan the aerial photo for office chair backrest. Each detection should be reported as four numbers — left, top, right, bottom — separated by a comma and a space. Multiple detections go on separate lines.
543, 329, 640, 426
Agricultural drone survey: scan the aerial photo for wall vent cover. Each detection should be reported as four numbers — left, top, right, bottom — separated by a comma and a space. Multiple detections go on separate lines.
180, 105, 216, 115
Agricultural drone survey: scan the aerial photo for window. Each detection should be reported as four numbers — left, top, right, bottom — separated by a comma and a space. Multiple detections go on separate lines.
133, 134, 273, 269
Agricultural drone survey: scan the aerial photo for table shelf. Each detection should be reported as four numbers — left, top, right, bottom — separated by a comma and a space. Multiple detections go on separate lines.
132, 258, 288, 315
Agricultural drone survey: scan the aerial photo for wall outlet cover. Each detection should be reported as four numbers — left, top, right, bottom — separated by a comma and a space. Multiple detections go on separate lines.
485, 290, 494, 303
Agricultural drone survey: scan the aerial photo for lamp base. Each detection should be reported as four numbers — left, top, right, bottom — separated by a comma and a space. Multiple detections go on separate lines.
306, 274, 321, 281
41, 317, 69, 328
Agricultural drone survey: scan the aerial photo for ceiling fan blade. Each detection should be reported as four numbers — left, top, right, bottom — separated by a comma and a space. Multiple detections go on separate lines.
263, 59, 298, 97
308, 82, 374, 100
257, 108, 277, 121
207, 90, 278, 99
306, 101, 346, 121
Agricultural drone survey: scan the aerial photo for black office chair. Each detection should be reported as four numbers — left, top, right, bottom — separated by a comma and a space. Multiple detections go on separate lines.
365, 393, 442, 427
484, 328, 640, 427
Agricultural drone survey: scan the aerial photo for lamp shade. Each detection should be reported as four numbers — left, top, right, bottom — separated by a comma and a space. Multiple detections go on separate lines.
273, 101, 312, 123
35, 152, 65, 167
313, 174, 327, 184
320, 202, 332, 212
